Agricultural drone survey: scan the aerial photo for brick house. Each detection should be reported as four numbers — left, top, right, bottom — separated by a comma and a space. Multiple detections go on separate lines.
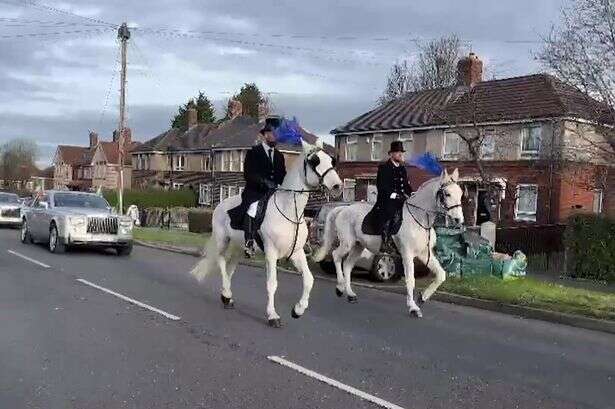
332, 53, 613, 226
53, 129, 138, 191
132, 106, 329, 211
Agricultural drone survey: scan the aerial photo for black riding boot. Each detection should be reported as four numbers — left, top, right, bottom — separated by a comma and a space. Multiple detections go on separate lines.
244, 216, 256, 258
380, 220, 393, 254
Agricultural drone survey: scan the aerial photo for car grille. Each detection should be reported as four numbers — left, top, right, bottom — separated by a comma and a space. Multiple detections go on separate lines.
87, 217, 118, 234
1, 208, 20, 218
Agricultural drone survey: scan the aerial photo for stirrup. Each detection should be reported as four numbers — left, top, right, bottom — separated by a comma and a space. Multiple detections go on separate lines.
244, 240, 255, 258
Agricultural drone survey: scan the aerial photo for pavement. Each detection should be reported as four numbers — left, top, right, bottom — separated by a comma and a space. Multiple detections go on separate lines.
1, 227, 614, 409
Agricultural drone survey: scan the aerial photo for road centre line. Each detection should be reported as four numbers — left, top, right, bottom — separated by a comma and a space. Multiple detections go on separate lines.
267, 355, 405, 409
7, 250, 51, 268
76, 278, 181, 321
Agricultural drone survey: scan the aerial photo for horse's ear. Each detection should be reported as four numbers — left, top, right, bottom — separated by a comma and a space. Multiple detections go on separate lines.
315, 138, 324, 149
441, 168, 449, 181
451, 168, 459, 182
301, 139, 313, 154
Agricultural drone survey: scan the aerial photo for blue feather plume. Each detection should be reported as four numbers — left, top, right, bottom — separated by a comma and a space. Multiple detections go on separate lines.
410, 152, 443, 175
274, 117, 303, 145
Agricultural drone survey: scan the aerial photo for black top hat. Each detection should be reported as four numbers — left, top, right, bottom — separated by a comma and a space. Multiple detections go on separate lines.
388, 140, 405, 153
260, 116, 281, 134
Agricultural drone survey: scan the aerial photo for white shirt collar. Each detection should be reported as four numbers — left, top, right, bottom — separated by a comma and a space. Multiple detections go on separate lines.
390, 159, 400, 167
262, 142, 273, 153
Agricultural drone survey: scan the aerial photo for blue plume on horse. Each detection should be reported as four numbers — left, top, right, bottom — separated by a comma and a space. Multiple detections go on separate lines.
410, 152, 443, 175
274, 117, 303, 145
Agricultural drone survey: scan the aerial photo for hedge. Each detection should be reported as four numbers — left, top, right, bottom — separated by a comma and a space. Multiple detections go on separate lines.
188, 209, 213, 233
103, 189, 197, 212
564, 214, 615, 282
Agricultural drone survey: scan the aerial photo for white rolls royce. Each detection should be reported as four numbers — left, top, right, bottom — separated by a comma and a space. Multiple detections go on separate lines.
0, 192, 22, 227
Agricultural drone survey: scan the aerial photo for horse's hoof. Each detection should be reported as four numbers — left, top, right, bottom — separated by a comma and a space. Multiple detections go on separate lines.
268, 318, 283, 328
347, 295, 358, 304
416, 291, 425, 306
220, 294, 234, 309
410, 309, 423, 318
335, 288, 343, 297
291, 307, 301, 319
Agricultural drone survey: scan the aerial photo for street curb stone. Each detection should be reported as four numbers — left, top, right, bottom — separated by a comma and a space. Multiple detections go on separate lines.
136, 241, 615, 335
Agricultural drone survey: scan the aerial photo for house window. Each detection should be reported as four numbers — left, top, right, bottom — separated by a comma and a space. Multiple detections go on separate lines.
219, 185, 240, 201
515, 184, 538, 222
593, 190, 603, 214
520, 125, 541, 157
342, 178, 356, 202
371, 133, 383, 161
173, 155, 186, 171
345, 136, 358, 161
199, 183, 212, 205
172, 182, 184, 190
481, 129, 495, 159
218, 151, 232, 171
398, 131, 413, 154
230, 150, 242, 171
201, 155, 211, 171
443, 131, 461, 159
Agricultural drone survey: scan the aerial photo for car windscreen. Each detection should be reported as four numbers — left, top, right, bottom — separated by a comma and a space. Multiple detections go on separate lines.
0, 193, 19, 204
53, 193, 109, 209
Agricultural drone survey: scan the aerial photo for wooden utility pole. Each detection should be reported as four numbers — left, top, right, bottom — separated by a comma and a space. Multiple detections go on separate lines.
117, 22, 130, 215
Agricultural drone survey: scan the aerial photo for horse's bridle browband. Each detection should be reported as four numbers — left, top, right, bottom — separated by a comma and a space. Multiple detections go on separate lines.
435, 180, 463, 212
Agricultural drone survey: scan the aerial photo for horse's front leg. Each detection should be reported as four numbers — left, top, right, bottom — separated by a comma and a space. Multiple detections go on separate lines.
419, 254, 446, 303
289, 249, 314, 319
265, 251, 282, 328
399, 247, 422, 318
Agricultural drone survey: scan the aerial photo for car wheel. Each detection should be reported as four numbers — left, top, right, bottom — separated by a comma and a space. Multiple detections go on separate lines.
319, 260, 337, 275
48, 223, 66, 253
20, 219, 32, 244
370, 254, 402, 282
116, 244, 133, 256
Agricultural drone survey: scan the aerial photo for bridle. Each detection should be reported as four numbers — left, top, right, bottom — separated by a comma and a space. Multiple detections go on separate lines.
435, 180, 463, 213
273, 149, 338, 260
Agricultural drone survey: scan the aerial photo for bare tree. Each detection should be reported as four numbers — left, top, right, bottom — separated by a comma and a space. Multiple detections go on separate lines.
379, 35, 463, 105
0, 139, 38, 187
537, 0, 615, 159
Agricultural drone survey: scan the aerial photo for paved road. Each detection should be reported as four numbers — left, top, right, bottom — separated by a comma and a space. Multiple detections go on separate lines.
1, 228, 614, 409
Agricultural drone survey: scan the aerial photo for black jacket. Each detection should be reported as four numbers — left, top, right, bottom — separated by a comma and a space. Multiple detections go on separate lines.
242, 144, 286, 204
375, 159, 413, 212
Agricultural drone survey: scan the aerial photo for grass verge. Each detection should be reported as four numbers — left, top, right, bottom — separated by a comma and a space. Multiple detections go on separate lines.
133, 227, 209, 248
441, 276, 615, 321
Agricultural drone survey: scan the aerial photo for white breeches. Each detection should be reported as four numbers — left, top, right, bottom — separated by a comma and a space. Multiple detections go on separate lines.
247, 201, 259, 218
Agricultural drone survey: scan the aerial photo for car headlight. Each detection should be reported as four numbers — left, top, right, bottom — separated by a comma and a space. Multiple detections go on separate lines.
69, 216, 86, 226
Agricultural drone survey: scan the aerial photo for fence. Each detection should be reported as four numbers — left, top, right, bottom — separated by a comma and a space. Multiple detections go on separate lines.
495, 224, 566, 275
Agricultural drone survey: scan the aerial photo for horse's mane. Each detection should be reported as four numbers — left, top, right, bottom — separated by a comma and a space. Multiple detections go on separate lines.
415, 176, 441, 192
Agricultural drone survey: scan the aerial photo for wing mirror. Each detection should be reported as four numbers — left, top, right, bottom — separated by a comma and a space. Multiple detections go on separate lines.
39, 201, 49, 209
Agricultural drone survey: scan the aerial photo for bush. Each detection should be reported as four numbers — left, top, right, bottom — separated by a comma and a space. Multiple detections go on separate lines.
564, 214, 615, 282
188, 209, 213, 233
104, 189, 197, 212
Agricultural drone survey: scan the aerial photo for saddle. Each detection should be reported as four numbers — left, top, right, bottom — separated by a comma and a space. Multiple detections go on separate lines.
228, 193, 272, 250
361, 207, 403, 236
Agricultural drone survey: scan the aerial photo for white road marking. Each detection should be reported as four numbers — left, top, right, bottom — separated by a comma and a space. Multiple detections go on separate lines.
76, 278, 181, 321
7, 250, 51, 268
267, 355, 405, 409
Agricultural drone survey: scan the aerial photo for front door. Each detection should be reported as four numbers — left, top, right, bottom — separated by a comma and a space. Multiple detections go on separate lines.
476, 190, 492, 225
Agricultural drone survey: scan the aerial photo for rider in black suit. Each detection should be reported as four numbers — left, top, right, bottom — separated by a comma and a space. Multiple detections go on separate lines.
240, 117, 286, 256
372, 141, 413, 253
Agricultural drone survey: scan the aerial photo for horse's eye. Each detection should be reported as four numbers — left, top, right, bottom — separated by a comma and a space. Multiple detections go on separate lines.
445, 193, 451, 197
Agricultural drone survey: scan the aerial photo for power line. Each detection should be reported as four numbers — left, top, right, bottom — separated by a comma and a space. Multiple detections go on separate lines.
0, 27, 115, 40
98, 39, 121, 130
0, 0, 117, 27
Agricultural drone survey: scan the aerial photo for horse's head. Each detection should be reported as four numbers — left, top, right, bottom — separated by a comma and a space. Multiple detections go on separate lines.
302, 139, 342, 194
437, 168, 464, 226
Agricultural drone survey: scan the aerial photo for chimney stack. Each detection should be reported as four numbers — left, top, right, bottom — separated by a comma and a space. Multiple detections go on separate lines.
457, 52, 483, 87
187, 107, 198, 128
228, 99, 243, 120
89, 131, 98, 148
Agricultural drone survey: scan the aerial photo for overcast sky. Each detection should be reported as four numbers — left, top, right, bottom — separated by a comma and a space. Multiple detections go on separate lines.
0, 0, 567, 166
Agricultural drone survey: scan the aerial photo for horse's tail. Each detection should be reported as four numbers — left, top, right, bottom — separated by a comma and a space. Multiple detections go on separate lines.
312, 206, 342, 262
190, 236, 220, 282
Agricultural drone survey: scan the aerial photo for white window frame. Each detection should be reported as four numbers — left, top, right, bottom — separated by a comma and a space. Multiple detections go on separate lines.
342, 178, 356, 202
515, 184, 538, 222
345, 136, 358, 161
199, 183, 211, 205
481, 129, 495, 159
593, 189, 603, 214
230, 150, 242, 172
173, 155, 186, 171
172, 182, 184, 190
201, 155, 211, 171
371, 133, 383, 161
398, 131, 413, 154
443, 131, 461, 160
520, 125, 542, 158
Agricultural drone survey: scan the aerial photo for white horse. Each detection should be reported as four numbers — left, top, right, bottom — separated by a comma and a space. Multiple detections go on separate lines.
191, 140, 342, 327
313, 169, 464, 318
